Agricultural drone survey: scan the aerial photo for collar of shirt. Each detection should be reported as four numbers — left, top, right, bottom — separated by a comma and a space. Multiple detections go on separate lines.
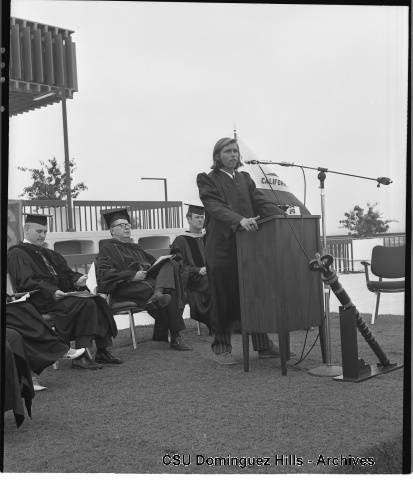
23, 239, 45, 248
183, 231, 204, 238
219, 169, 235, 179
23, 239, 46, 252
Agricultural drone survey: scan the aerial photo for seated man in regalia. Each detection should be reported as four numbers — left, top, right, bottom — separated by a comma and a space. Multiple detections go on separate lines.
170, 204, 212, 333
7, 214, 122, 369
95, 208, 192, 351
6, 298, 86, 390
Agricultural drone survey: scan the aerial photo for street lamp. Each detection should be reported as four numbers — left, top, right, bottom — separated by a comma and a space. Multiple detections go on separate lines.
140, 177, 168, 202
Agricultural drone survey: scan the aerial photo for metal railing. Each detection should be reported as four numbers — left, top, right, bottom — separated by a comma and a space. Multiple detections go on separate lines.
73, 200, 183, 231
21, 199, 184, 232
382, 234, 406, 247
326, 236, 354, 273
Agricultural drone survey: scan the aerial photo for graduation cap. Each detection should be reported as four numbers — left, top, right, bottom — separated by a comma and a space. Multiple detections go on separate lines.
102, 208, 131, 228
184, 203, 205, 216
24, 213, 52, 226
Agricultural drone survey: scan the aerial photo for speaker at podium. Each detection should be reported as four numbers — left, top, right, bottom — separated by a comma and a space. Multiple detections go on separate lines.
236, 214, 326, 375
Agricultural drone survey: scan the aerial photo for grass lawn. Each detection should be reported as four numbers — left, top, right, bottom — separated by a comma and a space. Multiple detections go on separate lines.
3, 312, 405, 474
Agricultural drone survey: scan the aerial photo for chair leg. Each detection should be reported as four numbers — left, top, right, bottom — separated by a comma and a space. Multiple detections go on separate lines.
197, 321, 201, 336
129, 311, 137, 350
371, 292, 381, 325
51, 325, 59, 369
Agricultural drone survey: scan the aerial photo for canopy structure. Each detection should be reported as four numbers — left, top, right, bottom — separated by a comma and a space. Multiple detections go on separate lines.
9, 17, 78, 116
237, 136, 311, 215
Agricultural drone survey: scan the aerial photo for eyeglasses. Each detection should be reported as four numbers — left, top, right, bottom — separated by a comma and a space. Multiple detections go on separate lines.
112, 222, 131, 229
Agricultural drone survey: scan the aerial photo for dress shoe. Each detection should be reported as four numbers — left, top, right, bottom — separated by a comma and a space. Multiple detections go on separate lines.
72, 354, 103, 370
146, 293, 171, 313
32, 376, 47, 391
61, 347, 86, 360
212, 352, 238, 365
94, 349, 123, 364
170, 335, 193, 351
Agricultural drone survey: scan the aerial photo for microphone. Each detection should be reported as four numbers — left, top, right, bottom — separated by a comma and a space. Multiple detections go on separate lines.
244, 160, 259, 165
376, 177, 392, 186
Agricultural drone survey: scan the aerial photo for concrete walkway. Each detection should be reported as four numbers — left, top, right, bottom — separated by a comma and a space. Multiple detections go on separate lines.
114, 272, 405, 331
328, 272, 404, 316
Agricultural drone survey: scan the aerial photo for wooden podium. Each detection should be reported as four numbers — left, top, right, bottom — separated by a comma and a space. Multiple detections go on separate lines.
236, 215, 326, 374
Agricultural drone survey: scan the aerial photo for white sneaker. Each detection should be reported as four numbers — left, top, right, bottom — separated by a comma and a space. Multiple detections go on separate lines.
213, 352, 238, 365
61, 347, 86, 360
32, 376, 47, 391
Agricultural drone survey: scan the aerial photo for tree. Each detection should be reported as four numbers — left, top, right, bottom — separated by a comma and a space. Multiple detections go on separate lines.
339, 203, 396, 237
18, 157, 87, 200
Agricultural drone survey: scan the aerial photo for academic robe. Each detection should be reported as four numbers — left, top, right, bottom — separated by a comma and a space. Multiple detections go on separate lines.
170, 233, 211, 329
3, 328, 34, 428
6, 301, 68, 375
197, 169, 284, 332
95, 238, 186, 333
7, 242, 117, 345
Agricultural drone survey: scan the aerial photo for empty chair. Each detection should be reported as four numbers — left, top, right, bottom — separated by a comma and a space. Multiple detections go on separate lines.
138, 235, 170, 250
361, 245, 405, 325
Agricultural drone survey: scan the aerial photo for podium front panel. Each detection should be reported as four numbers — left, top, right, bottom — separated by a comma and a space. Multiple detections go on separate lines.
236, 215, 324, 333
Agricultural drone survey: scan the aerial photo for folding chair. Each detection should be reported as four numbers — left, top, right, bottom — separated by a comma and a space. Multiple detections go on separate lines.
361, 245, 405, 325
87, 262, 142, 350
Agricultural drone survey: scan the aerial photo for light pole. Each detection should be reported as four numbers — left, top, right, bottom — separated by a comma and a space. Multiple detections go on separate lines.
140, 177, 168, 201
60, 88, 74, 231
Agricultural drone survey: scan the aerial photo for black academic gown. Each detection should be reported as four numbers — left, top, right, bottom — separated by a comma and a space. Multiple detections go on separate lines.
197, 169, 283, 333
95, 238, 186, 334
4, 328, 35, 428
7, 242, 117, 345
171, 233, 211, 329
6, 301, 68, 374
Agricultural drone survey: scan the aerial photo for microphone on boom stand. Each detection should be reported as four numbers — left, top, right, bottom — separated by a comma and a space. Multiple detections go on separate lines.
244, 161, 393, 188
376, 177, 392, 186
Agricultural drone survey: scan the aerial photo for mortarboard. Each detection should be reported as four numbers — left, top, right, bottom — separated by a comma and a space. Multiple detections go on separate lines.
184, 203, 205, 216
24, 213, 51, 226
102, 208, 131, 228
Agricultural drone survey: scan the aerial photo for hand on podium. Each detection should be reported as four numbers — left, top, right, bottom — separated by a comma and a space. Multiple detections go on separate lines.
240, 216, 260, 232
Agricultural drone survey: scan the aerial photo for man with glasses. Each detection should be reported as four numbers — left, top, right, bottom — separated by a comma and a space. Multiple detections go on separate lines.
7, 214, 122, 369
95, 209, 192, 351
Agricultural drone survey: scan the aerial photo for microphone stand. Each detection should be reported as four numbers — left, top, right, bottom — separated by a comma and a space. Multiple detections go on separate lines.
310, 169, 342, 377
245, 160, 392, 377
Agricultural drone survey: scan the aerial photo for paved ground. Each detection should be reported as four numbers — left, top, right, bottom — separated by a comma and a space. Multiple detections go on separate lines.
328, 272, 404, 316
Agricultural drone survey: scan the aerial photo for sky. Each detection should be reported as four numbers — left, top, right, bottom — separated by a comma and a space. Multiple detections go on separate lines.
8, 1, 409, 235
